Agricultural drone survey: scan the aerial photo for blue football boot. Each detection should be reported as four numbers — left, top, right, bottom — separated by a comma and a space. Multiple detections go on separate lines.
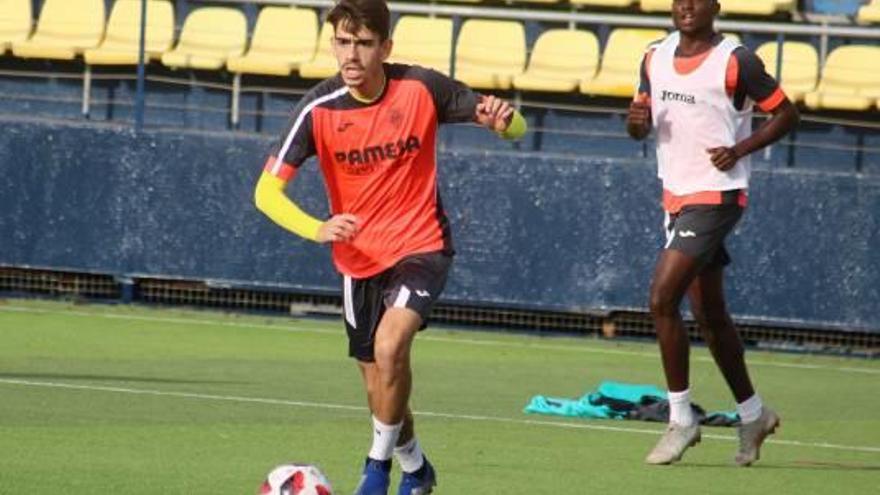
397, 457, 436, 495
352, 458, 391, 495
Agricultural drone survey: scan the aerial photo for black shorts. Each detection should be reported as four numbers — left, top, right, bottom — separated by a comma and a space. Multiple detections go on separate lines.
341, 251, 452, 362
664, 203, 743, 271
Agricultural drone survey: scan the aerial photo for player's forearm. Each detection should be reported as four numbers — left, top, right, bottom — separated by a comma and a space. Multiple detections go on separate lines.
498, 110, 527, 140
733, 100, 800, 158
254, 171, 322, 242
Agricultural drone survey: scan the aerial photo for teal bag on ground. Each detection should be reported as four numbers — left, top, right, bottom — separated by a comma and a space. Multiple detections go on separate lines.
524, 380, 739, 426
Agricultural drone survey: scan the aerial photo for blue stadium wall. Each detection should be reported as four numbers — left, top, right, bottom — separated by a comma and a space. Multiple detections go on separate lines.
2, 0, 879, 333
1, 112, 878, 333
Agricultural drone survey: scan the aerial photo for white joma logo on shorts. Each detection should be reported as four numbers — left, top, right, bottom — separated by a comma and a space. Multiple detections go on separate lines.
415, 290, 430, 297
679, 230, 697, 238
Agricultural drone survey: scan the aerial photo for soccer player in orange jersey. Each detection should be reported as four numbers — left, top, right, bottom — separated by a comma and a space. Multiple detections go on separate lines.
626, 0, 799, 466
254, 1, 526, 492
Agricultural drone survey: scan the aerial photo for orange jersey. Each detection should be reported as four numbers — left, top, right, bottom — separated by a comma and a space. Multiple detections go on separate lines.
264, 64, 478, 278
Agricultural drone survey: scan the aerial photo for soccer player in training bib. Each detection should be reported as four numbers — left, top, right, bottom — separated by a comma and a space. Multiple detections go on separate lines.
626, 0, 799, 466
254, 0, 526, 492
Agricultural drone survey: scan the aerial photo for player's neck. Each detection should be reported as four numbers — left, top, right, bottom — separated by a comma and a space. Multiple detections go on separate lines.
677, 30, 718, 58
350, 72, 387, 104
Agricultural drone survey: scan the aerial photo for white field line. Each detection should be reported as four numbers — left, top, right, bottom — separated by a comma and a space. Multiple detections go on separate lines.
1, 378, 878, 455
2, 305, 878, 375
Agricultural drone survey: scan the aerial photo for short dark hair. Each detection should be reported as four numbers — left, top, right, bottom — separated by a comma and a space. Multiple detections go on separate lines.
326, 0, 390, 41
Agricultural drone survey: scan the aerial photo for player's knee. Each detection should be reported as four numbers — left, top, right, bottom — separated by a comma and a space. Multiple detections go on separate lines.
649, 287, 678, 317
373, 337, 410, 374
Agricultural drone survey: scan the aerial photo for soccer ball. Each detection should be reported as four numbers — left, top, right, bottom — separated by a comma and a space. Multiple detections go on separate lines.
259, 463, 334, 495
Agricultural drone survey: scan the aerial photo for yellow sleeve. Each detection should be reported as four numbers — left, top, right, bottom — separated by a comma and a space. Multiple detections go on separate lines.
498, 110, 527, 140
254, 171, 323, 242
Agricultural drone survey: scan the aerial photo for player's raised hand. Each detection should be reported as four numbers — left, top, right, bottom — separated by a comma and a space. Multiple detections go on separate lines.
475, 95, 515, 133
317, 213, 358, 244
707, 146, 740, 171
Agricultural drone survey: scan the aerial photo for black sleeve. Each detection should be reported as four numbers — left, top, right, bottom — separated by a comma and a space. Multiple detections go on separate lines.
732, 47, 781, 110
267, 89, 322, 167
407, 65, 479, 124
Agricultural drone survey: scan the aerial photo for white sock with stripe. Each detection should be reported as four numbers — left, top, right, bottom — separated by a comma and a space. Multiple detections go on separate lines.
368, 416, 402, 461
394, 437, 425, 473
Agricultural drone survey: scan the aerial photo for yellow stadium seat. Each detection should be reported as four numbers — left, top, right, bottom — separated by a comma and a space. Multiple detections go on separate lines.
571, 0, 635, 7
722, 32, 741, 45
580, 28, 665, 98
388, 16, 453, 75
84, 0, 174, 65
298, 22, 337, 79
161, 7, 247, 70
454, 19, 526, 90
804, 45, 880, 112
857, 0, 880, 24
227, 7, 318, 76
639, 0, 671, 13
11, 0, 104, 60
0, 0, 32, 54
641, 0, 793, 15
755, 41, 818, 103
513, 29, 599, 93
718, 0, 795, 16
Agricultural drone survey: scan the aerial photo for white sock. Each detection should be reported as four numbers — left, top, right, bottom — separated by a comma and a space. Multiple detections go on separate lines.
668, 389, 696, 426
737, 394, 763, 424
393, 437, 425, 473
368, 416, 402, 461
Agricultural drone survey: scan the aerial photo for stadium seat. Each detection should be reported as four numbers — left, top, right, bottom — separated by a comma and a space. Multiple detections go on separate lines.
298, 22, 338, 79
811, 0, 864, 16
570, 0, 636, 7
161, 7, 247, 70
508, 0, 561, 4
804, 45, 880, 112
718, 0, 795, 16
641, 0, 794, 15
755, 41, 818, 103
721, 32, 741, 45
0, 0, 32, 54
857, 0, 880, 23
513, 29, 599, 93
580, 28, 665, 98
11, 0, 104, 60
388, 16, 453, 75
84, 0, 174, 65
227, 7, 318, 76
639, 0, 672, 13
454, 19, 526, 90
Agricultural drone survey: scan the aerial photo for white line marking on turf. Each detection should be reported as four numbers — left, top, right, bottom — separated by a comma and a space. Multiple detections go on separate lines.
2, 305, 878, 375
2, 377, 879, 455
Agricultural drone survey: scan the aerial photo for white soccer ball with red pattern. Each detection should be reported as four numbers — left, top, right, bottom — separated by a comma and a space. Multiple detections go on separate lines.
259, 463, 334, 495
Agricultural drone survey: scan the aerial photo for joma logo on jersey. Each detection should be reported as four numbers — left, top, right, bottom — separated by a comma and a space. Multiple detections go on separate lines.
660, 90, 696, 104
334, 136, 421, 165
